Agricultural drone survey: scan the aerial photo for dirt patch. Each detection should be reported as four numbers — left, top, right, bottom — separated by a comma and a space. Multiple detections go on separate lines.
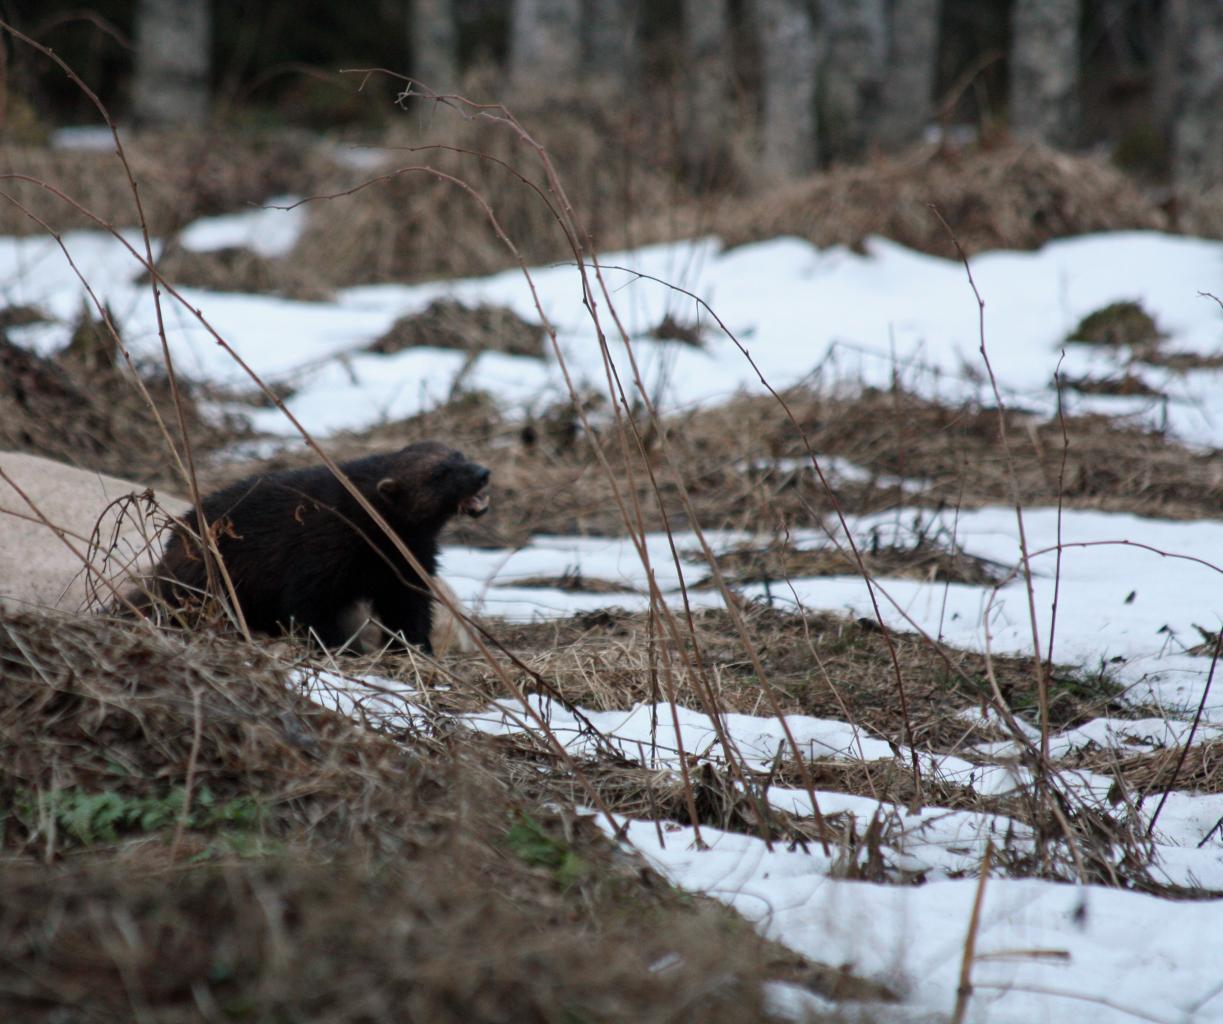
369, 298, 546, 358
721, 141, 1168, 259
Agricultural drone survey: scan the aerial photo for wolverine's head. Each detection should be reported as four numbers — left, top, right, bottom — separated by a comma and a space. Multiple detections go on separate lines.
375, 441, 491, 525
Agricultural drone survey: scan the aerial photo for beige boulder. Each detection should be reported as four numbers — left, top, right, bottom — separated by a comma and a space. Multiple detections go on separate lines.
0, 450, 180, 616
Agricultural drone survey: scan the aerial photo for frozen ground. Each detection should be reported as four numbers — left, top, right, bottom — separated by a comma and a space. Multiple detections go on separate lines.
4, 208, 1222, 1022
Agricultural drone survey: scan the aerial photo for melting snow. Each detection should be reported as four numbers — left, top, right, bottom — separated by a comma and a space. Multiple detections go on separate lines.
8, 204, 1223, 1022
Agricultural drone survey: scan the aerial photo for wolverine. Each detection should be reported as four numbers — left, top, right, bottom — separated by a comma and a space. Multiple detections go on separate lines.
143, 442, 489, 652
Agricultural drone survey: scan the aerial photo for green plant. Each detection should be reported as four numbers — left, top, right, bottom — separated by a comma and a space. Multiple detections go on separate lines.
504, 814, 590, 888
13, 785, 260, 848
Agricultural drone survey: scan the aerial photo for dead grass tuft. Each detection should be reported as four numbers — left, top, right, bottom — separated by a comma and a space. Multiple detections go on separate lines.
0, 304, 49, 328
651, 313, 707, 347
502, 571, 642, 594
1178, 185, 1223, 240
721, 141, 1167, 258
289, 90, 699, 287
0, 132, 326, 237
369, 298, 546, 358
1074, 740, 1223, 798
1066, 300, 1166, 350
1063, 299, 1223, 372
141, 244, 333, 301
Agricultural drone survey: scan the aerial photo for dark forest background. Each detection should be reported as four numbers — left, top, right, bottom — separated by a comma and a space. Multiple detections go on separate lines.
2, 1, 1218, 189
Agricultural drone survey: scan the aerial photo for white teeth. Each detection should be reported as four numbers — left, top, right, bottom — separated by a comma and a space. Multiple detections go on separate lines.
460, 489, 491, 517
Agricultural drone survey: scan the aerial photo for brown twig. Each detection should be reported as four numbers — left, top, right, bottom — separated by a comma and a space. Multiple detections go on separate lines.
1146, 631, 1222, 837
951, 840, 993, 1024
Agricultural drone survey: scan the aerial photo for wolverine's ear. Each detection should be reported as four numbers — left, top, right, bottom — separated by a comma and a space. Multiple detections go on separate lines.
377, 477, 400, 500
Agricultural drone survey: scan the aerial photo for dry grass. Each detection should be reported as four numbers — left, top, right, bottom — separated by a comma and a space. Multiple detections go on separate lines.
1065, 300, 1167, 351
0, 132, 325, 237
1063, 372, 1163, 397
721, 141, 1168, 258
2, 116, 1211, 301
695, 537, 1006, 588
137, 243, 333, 301
289, 89, 698, 288
693, 386, 1222, 522
496, 732, 1009, 847
213, 382, 1223, 558
4, 64, 1221, 1017
432, 605, 1136, 753
0, 318, 246, 487
0, 609, 868, 1023
1070, 740, 1223, 798
1063, 299, 1223, 373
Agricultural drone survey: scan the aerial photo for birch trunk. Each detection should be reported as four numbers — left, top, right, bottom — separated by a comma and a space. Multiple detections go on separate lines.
131, 0, 211, 127
757, 0, 819, 179
875, 0, 940, 151
820, 0, 886, 163
583, 0, 637, 93
1171, 1, 1223, 191
681, 0, 732, 187
509, 0, 583, 91
411, 0, 458, 94
1009, 0, 1080, 147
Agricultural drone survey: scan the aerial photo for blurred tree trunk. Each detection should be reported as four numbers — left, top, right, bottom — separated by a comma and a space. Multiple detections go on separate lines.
130, 0, 211, 127
1169, 1, 1223, 192
509, 0, 583, 91
875, 0, 940, 151
681, 0, 733, 188
820, 0, 887, 163
757, 0, 819, 179
1151, 0, 1186, 134
1008, 0, 1079, 147
583, 0, 637, 93
411, 0, 458, 93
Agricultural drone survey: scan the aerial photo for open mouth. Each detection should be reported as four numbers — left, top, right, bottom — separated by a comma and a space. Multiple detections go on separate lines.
459, 487, 490, 518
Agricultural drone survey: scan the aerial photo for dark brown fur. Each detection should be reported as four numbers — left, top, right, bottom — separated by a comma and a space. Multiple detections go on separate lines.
146, 442, 489, 651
